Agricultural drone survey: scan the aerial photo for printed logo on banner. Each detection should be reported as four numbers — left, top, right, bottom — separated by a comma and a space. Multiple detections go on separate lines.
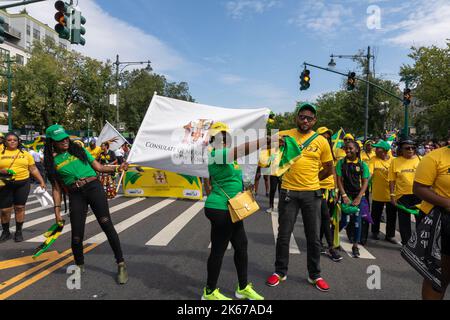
182, 119, 214, 146
126, 189, 144, 195
153, 171, 168, 184
183, 190, 201, 197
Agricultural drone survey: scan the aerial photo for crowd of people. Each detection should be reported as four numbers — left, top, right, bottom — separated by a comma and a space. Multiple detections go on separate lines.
0, 107, 449, 300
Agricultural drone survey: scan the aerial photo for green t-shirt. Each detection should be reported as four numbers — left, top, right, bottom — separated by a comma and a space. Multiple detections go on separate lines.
54, 149, 97, 186
205, 148, 243, 211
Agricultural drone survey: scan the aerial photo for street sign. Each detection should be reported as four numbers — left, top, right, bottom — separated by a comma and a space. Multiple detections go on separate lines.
109, 94, 117, 106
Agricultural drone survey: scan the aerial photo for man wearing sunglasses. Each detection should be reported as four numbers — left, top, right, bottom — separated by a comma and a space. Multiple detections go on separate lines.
266, 102, 334, 292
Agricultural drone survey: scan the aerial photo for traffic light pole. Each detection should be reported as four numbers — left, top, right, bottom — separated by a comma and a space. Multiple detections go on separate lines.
364, 46, 371, 140
7, 54, 12, 132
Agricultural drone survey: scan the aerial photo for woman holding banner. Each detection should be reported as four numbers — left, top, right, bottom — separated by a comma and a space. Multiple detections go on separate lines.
43, 124, 129, 284
202, 122, 268, 301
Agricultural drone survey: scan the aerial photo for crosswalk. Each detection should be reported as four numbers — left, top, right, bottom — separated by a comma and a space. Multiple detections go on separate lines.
0, 195, 409, 262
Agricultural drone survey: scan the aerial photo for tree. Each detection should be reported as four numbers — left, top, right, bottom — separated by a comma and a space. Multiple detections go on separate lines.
400, 41, 450, 139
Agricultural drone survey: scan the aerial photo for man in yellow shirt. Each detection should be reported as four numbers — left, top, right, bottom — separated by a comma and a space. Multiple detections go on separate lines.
388, 138, 421, 245
266, 103, 333, 292
413, 144, 450, 300
86, 139, 102, 160
369, 140, 396, 243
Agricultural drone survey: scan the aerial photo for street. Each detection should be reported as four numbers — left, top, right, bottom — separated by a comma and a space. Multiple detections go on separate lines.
0, 190, 433, 300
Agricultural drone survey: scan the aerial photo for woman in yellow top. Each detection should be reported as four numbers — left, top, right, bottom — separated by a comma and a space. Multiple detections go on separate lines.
0, 133, 46, 242
413, 144, 450, 300
388, 138, 421, 245
361, 140, 375, 163
369, 140, 397, 244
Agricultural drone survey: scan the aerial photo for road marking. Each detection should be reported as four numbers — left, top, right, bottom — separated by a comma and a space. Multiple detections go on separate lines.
208, 242, 232, 250
27, 197, 146, 243
0, 245, 98, 300
147, 201, 204, 246
0, 248, 73, 292
339, 233, 376, 259
86, 199, 176, 244
0, 251, 60, 270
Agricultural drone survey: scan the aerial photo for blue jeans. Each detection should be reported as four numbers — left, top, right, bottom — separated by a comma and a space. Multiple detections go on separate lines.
340, 198, 366, 244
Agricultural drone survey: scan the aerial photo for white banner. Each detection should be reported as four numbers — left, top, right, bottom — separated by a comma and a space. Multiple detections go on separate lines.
98, 121, 129, 151
128, 94, 270, 180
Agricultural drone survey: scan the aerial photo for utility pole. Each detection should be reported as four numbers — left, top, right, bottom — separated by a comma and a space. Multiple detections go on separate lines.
328, 47, 374, 140
364, 46, 371, 140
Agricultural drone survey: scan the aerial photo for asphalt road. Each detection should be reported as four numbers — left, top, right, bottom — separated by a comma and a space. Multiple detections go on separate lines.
0, 188, 439, 300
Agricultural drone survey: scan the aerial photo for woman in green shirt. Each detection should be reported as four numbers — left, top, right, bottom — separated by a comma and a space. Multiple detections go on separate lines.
43, 125, 129, 284
202, 122, 268, 301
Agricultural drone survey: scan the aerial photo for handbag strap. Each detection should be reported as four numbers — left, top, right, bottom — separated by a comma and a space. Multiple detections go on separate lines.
7, 150, 20, 171
210, 177, 232, 200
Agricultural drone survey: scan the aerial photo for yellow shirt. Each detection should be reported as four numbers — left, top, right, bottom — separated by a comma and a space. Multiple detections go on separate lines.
258, 149, 272, 168
320, 161, 336, 190
0, 149, 35, 181
388, 156, 421, 200
414, 147, 450, 214
279, 129, 333, 191
361, 150, 375, 163
369, 156, 393, 202
334, 148, 346, 161
86, 146, 102, 160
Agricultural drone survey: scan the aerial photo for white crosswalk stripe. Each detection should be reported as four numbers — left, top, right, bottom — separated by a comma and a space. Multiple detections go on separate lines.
146, 201, 204, 246
85, 199, 176, 244
26, 197, 146, 243
339, 234, 376, 259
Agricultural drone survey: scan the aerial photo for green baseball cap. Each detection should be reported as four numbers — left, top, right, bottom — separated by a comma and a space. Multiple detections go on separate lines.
295, 102, 317, 115
46, 124, 69, 142
372, 140, 391, 151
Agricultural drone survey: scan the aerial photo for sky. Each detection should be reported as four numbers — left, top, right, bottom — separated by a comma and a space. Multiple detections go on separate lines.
7, 0, 450, 112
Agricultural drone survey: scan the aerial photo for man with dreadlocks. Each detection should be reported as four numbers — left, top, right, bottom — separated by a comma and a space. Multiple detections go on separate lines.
0, 132, 46, 242
43, 125, 129, 284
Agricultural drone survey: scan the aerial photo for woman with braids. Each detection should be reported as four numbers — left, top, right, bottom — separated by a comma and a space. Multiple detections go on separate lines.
336, 140, 370, 258
44, 125, 129, 284
0, 133, 46, 242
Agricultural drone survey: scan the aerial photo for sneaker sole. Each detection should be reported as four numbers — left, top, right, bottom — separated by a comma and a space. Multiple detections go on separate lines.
266, 276, 287, 287
307, 278, 329, 292
235, 292, 263, 300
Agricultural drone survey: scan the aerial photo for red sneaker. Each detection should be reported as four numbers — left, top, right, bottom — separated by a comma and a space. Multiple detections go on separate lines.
308, 277, 330, 292
266, 273, 287, 287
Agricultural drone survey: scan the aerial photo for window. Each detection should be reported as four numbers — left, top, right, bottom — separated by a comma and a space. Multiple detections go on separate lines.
0, 102, 7, 113
33, 28, 40, 40
26, 25, 30, 36
0, 48, 10, 60
15, 54, 24, 65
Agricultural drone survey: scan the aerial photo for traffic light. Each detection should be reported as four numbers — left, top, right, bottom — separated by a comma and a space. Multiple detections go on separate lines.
347, 72, 356, 91
54, 1, 72, 40
0, 16, 5, 44
71, 8, 86, 46
300, 69, 311, 91
403, 88, 411, 106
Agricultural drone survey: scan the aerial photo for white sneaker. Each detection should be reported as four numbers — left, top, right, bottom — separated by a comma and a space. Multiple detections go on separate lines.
266, 208, 273, 214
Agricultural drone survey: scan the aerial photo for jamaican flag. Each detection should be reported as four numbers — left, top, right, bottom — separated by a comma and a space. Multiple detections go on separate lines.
397, 203, 420, 216
270, 136, 302, 176
331, 204, 341, 248
331, 128, 345, 153
32, 220, 65, 259
24, 136, 45, 151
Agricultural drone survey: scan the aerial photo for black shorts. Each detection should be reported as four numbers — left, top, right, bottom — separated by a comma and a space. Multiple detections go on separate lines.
0, 179, 31, 209
442, 212, 450, 257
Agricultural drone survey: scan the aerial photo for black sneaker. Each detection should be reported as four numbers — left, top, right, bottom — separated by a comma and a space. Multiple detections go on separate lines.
14, 230, 24, 242
352, 246, 360, 258
0, 231, 12, 243
328, 248, 343, 262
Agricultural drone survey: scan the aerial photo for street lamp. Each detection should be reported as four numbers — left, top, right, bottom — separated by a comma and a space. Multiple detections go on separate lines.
328, 46, 375, 140
113, 54, 152, 129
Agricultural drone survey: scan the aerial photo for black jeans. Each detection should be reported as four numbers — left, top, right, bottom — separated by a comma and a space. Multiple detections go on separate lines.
276, 189, 322, 280
269, 175, 281, 209
397, 194, 422, 245
68, 179, 124, 265
371, 200, 397, 238
320, 191, 333, 248
205, 207, 248, 290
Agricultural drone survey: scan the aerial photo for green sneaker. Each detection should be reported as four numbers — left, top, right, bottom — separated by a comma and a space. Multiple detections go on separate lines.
235, 283, 264, 300
117, 262, 128, 284
201, 288, 232, 300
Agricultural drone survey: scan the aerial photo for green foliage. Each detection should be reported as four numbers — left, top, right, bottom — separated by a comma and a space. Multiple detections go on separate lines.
400, 41, 450, 139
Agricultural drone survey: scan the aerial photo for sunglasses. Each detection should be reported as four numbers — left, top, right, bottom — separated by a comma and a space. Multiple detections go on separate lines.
402, 146, 416, 151
298, 115, 315, 122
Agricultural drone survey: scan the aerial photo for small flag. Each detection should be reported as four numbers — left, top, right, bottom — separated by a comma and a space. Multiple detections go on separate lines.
32, 220, 65, 259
